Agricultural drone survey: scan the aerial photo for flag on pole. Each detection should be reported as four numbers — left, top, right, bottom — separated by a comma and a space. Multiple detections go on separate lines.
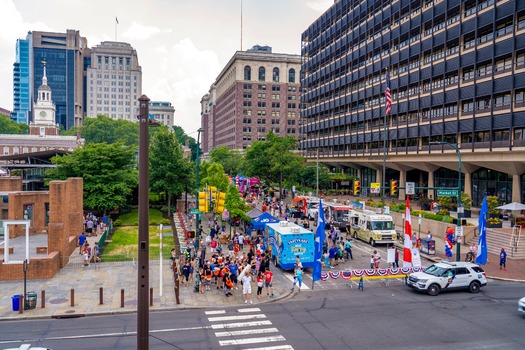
403, 196, 413, 267
116, 17, 119, 24
476, 195, 488, 265
312, 199, 325, 282
385, 72, 392, 115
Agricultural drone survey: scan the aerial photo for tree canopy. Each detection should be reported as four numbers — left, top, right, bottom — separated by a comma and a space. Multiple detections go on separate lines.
46, 143, 138, 212
0, 114, 29, 134
149, 127, 195, 211
209, 146, 244, 176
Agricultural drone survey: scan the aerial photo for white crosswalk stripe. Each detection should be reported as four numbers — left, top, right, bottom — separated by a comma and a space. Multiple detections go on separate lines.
206, 309, 294, 349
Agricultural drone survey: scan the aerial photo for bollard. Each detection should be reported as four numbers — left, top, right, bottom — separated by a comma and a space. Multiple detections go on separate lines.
120, 288, 124, 308
41, 290, 45, 309
70, 288, 75, 307
150, 287, 153, 307
18, 295, 23, 314
99, 287, 104, 305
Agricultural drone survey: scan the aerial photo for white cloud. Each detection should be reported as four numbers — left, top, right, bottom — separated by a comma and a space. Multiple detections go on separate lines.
305, 0, 333, 12
143, 38, 221, 134
122, 22, 172, 41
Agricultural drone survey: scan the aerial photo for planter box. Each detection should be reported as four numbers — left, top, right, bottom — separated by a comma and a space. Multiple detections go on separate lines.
487, 223, 503, 228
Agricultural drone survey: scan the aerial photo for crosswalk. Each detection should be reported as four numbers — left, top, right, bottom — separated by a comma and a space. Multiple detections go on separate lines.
205, 308, 294, 349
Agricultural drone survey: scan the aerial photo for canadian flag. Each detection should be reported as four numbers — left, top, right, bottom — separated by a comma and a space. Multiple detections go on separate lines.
403, 196, 413, 267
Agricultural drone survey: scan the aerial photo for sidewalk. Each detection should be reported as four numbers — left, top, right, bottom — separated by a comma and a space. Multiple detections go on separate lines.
0, 248, 292, 321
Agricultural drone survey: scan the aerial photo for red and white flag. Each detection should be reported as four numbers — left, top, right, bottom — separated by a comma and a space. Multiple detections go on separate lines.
403, 196, 413, 267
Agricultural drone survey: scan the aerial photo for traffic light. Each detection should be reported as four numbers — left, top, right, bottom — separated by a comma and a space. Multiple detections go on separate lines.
216, 191, 226, 213
390, 180, 399, 197
198, 191, 209, 212
208, 186, 217, 211
353, 180, 361, 196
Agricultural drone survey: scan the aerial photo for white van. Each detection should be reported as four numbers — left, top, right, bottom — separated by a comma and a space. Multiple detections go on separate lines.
351, 210, 397, 246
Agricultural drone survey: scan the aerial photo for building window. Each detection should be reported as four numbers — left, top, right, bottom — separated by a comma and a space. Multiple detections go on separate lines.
258, 84, 266, 91
244, 66, 251, 81
289, 68, 296, 83
243, 101, 252, 107
272, 85, 280, 91
243, 83, 252, 90
259, 67, 265, 81
258, 102, 266, 108
243, 92, 252, 99
273, 67, 279, 82
272, 102, 280, 108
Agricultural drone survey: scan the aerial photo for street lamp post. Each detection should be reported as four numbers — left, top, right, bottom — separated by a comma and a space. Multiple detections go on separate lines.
195, 128, 204, 245
430, 141, 462, 262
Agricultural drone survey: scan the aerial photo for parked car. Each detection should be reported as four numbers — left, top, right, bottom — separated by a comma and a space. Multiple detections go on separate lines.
407, 261, 487, 296
519, 296, 525, 314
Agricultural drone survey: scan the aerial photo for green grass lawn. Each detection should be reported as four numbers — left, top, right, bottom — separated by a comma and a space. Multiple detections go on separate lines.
114, 208, 170, 226
103, 211, 174, 260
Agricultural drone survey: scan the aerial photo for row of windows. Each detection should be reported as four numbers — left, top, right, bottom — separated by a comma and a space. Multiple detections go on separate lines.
243, 83, 297, 92
242, 101, 297, 109
242, 118, 297, 125
244, 66, 297, 83
93, 73, 134, 80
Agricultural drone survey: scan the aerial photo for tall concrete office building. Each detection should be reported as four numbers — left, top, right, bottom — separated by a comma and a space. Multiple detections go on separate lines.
149, 101, 175, 127
200, 45, 302, 153
300, 0, 525, 206
85, 41, 142, 122
11, 30, 87, 129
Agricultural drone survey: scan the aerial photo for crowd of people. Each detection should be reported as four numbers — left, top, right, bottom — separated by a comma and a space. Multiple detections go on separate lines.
77, 212, 106, 267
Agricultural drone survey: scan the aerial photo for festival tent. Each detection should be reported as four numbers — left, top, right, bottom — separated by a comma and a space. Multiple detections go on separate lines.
250, 212, 280, 230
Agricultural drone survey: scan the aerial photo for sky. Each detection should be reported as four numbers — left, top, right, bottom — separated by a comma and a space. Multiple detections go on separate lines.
0, 0, 333, 136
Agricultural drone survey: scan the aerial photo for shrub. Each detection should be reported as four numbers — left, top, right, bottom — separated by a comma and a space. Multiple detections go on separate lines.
488, 217, 501, 225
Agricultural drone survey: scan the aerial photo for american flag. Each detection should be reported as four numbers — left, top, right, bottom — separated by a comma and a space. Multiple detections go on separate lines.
385, 72, 392, 115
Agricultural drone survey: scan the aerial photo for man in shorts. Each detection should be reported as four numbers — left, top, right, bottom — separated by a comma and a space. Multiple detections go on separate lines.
263, 269, 274, 297
242, 270, 253, 304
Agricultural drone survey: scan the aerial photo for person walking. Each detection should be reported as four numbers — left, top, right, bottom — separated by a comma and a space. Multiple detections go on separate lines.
263, 269, 274, 297
242, 270, 253, 304
499, 248, 507, 271
78, 232, 87, 255
256, 271, 264, 299
345, 239, 353, 260
329, 244, 338, 268
292, 266, 303, 292
373, 250, 381, 269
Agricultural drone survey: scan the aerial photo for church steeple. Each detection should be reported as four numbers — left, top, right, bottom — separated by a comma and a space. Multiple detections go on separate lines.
31, 60, 57, 135
42, 60, 48, 86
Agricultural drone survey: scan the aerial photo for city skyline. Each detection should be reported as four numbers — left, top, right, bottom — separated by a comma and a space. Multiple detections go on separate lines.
0, 0, 333, 135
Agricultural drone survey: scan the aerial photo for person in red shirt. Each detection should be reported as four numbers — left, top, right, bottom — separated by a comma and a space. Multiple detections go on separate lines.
263, 269, 274, 297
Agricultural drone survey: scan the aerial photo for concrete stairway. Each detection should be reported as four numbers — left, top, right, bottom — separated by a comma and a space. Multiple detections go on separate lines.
468, 228, 525, 260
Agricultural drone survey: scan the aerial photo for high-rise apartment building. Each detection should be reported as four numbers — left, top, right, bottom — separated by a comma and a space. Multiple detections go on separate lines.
200, 45, 301, 153
149, 101, 175, 127
85, 41, 142, 122
301, 0, 525, 206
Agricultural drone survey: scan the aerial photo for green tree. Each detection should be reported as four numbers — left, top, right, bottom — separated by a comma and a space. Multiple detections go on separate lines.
209, 146, 244, 175
46, 143, 138, 212
225, 185, 251, 222
200, 162, 230, 192
0, 114, 29, 134
149, 127, 195, 213
171, 125, 198, 160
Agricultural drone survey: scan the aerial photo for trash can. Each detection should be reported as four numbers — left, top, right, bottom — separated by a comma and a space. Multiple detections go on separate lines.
421, 239, 436, 255
11, 294, 20, 311
25, 291, 37, 310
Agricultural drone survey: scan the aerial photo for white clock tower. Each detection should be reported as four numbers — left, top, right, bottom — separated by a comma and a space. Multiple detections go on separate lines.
31, 60, 59, 136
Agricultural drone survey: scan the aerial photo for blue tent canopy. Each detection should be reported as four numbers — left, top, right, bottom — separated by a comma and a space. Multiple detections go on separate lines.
250, 212, 280, 230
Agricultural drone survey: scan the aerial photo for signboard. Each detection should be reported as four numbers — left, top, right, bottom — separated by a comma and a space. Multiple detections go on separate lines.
384, 206, 390, 215
437, 190, 458, 197
406, 182, 415, 195
418, 214, 422, 225
455, 226, 464, 237
370, 182, 380, 194
189, 208, 200, 215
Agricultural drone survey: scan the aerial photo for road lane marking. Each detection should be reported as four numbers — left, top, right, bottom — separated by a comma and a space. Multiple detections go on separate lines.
238, 307, 261, 313
215, 327, 279, 337
211, 320, 272, 329
218, 335, 286, 346
205, 310, 226, 315
243, 346, 294, 350
208, 314, 266, 322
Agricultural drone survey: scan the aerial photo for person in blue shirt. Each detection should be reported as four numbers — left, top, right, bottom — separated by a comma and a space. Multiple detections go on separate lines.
329, 244, 338, 268
78, 232, 87, 255
229, 261, 239, 287
292, 266, 303, 292
499, 248, 507, 271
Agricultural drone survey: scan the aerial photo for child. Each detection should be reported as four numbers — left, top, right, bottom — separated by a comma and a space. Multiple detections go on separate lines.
370, 255, 375, 269
323, 251, 330, 267
256, 271, 264, 299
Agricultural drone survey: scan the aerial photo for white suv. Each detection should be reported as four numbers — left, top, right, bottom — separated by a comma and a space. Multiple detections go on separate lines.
407, 261, 487, 296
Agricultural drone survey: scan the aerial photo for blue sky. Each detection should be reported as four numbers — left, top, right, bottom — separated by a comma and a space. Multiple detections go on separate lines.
0, 0, 332, 134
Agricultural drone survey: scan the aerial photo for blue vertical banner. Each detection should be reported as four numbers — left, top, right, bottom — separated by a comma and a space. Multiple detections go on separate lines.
476, 196, 488, 265
312, 200, 325, 282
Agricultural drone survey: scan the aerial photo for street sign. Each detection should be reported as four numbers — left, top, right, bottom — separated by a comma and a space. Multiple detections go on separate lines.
437, 190, 458, 197
384, 206, 390, 215
189, 208, 200, 215
455, 226, 464, 237
406, 182, 415, 195
370, 182, 380, 193
418, 214, 422, 225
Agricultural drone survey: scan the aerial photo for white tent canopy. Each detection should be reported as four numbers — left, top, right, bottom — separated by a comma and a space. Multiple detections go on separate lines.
496, 202, 525, 211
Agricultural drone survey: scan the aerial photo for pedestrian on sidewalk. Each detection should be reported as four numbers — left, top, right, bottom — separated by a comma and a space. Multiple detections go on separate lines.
292, 266, 303, 292
345, 239, 353, 260
500, 248, 507, 271
78, 232, 87, 255
182, 261, 191, 286
329, 244, 338, 268
373, 250, 381, 268
263, 269, 274, 297
242, 270, 253, 304
256, 271, 264, 299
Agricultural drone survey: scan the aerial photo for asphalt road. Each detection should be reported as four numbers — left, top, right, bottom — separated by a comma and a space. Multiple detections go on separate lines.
0, 280, 523, 350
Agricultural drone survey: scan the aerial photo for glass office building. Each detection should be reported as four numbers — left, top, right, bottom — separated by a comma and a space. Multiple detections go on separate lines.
300, 0, 525, 206
11, 37, 32, 124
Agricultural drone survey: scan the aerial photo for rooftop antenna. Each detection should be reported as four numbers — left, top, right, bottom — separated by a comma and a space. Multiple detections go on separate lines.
115, 17, 119, 41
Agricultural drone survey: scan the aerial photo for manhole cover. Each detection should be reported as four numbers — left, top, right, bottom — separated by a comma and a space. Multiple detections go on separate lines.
432, 301, 463, 309
49, 298, 68, 304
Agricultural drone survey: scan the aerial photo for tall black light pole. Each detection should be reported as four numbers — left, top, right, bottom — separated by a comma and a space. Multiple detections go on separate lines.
195, 128, 204, 246
137, 95, 152, 349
